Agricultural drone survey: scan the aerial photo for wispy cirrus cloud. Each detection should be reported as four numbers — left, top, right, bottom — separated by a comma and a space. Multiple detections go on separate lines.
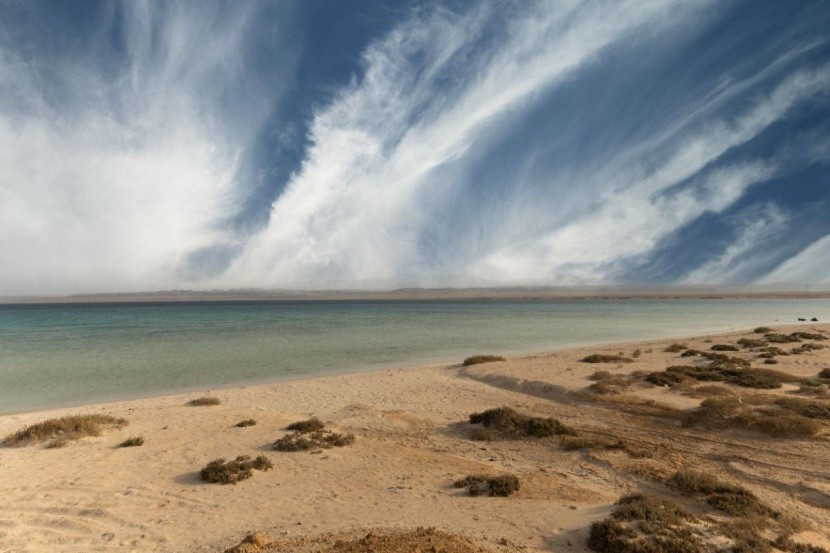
1, 1, 829, 294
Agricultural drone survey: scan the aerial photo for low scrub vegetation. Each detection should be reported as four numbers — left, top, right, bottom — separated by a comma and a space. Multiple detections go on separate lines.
561, 435, 626, 452
632, 349, 642, 358
200, 455, 273, 484
667, 469, 777, 518
587, 494, 703, 553
764, 333, 801, 344
4, 414, 128, 447
468, 407, 576, 438
118, 436, 144, 447
587, 371, 634, 395
273, 430, 355, 451
581, 354, 633, 363
774, 397, 830, 420
753, 326, 774, 333
790, 331, 826, 341
818, 368, 830, 379
645, 364, 796, 390
234, 419, 257, 427
453, 474, 520, 497
682, 397, 823, 438
711, 344, 740, 351
187, 397, 221, 406
462, 355, 505, 366
791, 343, 826, 354
285, 417, 325, 433
737, 338, 767, 348
664, 343, 688, 353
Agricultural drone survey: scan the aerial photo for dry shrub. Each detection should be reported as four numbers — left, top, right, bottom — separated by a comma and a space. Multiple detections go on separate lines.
799, 379, 830, 398
738, 338, 767, 348
188, 397, 220, 406
666, 469, 740, 495
764, 346, 790, 356
561, 435, 626, 452
683, 397, 822, 438
323, 528, 489, 553
582, 354, 633, 363
791, 332, 826, 341
754, 326, 774, 333
453, 474, 520, 497
665, 343, 688, 353
588, 375, 633, 395
587, 494, 704, 553
4, 414, 128, 447
707, 490, 777, 518
589, 370, 614, 381
765, 333, 801, 344
711, 344, 740, 351
119, 436, 144, 447
462, 355, 505, 366
286, 417, 325, 433
681, 349, 702, 357
632, 349, 642, 358
775, 397, 830, 419
819, 368, 830, 379
764, 359, 779, 364
468, 407, 576, 438
200, 455, 273, 484
791, 343, 827, 354
646, 364, 795, 390
273, 430, 355, 451
235, 419, 257, 427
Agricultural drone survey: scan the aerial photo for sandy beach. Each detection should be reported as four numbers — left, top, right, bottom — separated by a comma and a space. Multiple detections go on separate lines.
2, 323, 830, 552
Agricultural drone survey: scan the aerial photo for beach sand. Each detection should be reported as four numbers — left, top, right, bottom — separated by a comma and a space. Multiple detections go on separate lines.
1, 323, 829, 552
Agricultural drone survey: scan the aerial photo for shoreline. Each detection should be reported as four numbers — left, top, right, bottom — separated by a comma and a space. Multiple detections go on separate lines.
2, 322, 829, 552
3, 321, 822, 418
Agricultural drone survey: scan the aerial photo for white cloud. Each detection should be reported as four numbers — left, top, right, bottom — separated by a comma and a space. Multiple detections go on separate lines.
0, 2, 285, 295
222, 0, 720, 288
761, 234, 830, 285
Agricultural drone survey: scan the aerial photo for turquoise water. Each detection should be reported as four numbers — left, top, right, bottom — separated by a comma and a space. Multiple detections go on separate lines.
1, 299, 828, 413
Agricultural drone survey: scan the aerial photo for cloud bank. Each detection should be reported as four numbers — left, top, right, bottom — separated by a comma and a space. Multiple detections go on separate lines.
1, 0, 828, 294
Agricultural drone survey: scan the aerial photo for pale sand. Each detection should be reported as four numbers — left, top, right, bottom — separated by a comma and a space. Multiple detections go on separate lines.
1, 324, 829, 552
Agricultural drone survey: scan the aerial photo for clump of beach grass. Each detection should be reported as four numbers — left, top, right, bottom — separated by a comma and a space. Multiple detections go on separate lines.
644, 364, 797, 390
711, 344, 740, 351
200, 455, 273, 484
119, 436, 144, 447
561, 435, 626, 452
462, 355, 505, 366
581, 354, 634, 363
754, 326, 774, 333
4, 414, 128, 447
273, 420, 355, 452
682, 397, 823, 438
587, 494, 702, 553
818, 368, 830, 379
188, 396, 221, 406
791, 343, 827, 354
453, 474, 520, 497
664, 343, 688, 353
737, 338, 767, 348
235, 419, 257, 428
285, 417, 325, 433
468, 406, 576, 439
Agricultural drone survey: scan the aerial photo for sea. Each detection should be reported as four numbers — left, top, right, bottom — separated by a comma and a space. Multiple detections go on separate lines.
1, 298, 829, 413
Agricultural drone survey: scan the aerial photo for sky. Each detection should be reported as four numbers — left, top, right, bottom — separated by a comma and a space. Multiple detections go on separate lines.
1, 0, 829, 295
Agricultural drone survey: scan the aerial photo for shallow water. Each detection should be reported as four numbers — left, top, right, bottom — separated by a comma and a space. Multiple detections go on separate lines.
1, 299, 828, 413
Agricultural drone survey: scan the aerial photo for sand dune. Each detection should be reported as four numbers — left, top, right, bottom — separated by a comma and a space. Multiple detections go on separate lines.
1, 324, 829, 552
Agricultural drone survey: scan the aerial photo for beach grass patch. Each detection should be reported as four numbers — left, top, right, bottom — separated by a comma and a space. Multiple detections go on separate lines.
737, 338, 767, 348
818, 368, 830, 379
683, 397, 822, 438
790, 332, 826, 341
235, 419, 257, 427
453, 474, 520, 497
764, 333, 801, 344
711, 344, 740, 351
119, 436, 144, 447
754, 327, 774, 333
791, 343, 827, 354
462, 355, 505, 366
200, 455, 273, 484
4, 414, 128, 447
664, 343, 688, 353
273, 430, 355, 452
285, 417, 325, 433
561, 435, 626, 452
581, 354, 633, 363
188, 397, 221, 406
468, 406, 576, 438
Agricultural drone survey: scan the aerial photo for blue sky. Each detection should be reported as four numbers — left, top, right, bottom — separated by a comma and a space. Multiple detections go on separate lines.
1, 0, 828, 294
